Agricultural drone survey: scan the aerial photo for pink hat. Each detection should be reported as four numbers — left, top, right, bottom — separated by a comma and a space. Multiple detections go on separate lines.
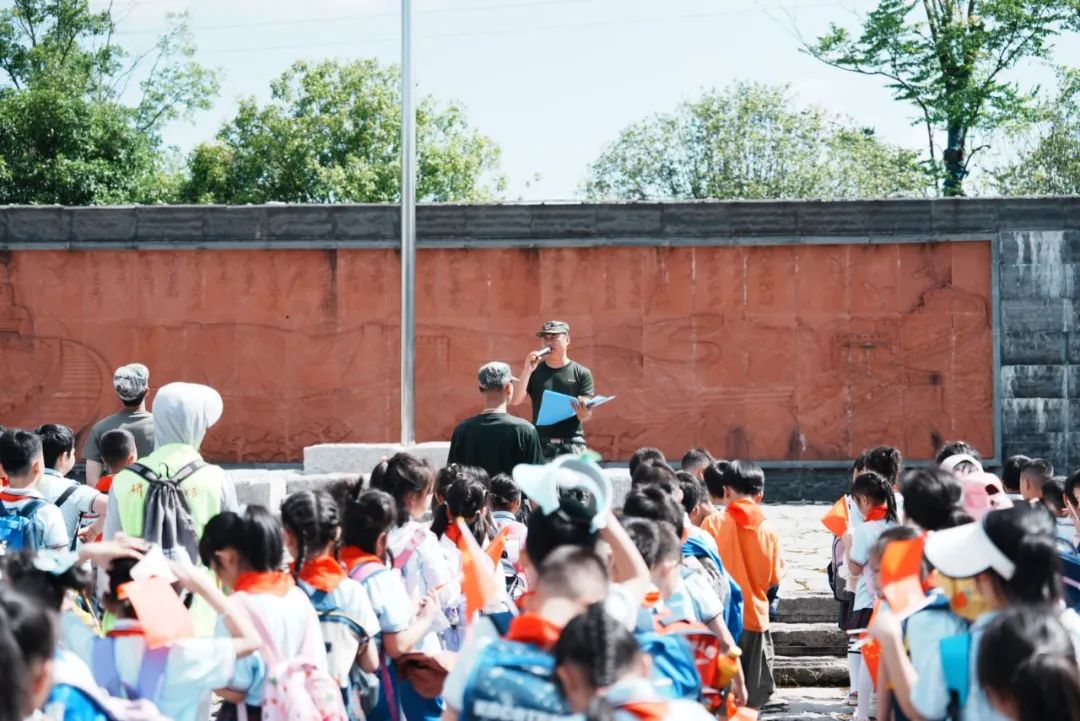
961, 472, 1013, 520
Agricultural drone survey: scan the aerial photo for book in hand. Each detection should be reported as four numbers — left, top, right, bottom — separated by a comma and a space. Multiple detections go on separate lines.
536, 390, 616, 426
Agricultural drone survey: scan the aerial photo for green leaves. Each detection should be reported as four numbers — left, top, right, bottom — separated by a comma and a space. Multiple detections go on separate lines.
178, 59, 503, 204
584, 82, 930, 201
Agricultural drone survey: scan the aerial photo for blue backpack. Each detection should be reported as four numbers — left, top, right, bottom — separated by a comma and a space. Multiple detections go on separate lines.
632, 609, 704, 702
91, 639, 170, 703
460, 623, 574, 721
46, 648, 172, 721
0, 498, 46, 551
682, 535, 744, 643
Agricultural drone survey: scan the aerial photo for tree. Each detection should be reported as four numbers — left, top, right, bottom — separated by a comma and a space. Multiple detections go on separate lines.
584, 82, 929, 201
993, 68, 1080, 195
180, 59, 504, 204
806, 0, 1080, 197
0, 0, 217, 204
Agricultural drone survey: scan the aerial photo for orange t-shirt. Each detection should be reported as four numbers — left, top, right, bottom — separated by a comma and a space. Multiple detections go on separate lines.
702, 499, 781, 633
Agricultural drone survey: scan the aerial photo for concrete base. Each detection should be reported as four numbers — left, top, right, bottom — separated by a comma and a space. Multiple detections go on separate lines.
304, 442, 451, 474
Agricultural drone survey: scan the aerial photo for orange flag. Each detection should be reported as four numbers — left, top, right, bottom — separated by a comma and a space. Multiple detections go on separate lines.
880, 537, 931, 619
860, 601, 882, 688
456, 518, 500, 617
119, 577, 195, 649
485, 525, 512, 567
821, 496, 850, 537
725, 695, 759, 721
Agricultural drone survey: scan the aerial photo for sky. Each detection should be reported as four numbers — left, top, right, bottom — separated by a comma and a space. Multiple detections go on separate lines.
91, 0, 1080, 200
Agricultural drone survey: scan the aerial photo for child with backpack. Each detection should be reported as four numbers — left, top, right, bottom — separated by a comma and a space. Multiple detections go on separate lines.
0, 429, 69, 551
339, 488, 443, 721
280, 490, 380, 703
489, 474, 528, 599
199, 506, 342, 721
869, 504, 1077, 721
554, 603, 717, 721
702, 460, 782, 710
35, 424, 109, 548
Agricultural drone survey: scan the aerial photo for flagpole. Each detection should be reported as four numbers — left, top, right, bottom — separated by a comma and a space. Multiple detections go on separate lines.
400, 0, 416, 446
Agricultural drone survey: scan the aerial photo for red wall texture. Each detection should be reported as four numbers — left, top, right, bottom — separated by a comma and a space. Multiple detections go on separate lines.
0, 242, 994, 463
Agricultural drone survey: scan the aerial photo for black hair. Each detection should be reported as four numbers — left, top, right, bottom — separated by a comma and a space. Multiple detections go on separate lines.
370, 453, 436, 526
935, 440, 980, 465
983, 503, 1063, 604
35, 423, 75, 470
675, 471, 702, 515
857, 446, 903, 487
1002, 454, 1031, 493
1066, 470, 1080, 509
681, 447, 714, 473
343, 489, 398, 554
0, 550, 92, 611
432, 476, 493, 544
628, 447, 666, 477
901, 468, 963, 531
977, 606, 1080, 721
0, 587, 56, 721
622, 517, 680, 568
489, 473, 521, 511
103, 557, 140, 618
525, 499, 597, 567
1021, 459, 1056, 492
281, 489, 340, 575
725, 459, 766, 497
122, 390, 148, 408
1043, 478, 1068, 515
702, 460, 730, 500
554, 602, 641, 688
199, 506, 284, 573
0, 429, 42, 478
852, 471, 898, 523
100, 428, 138, 468
622, 485, 685, 538
630, 460, 678, 492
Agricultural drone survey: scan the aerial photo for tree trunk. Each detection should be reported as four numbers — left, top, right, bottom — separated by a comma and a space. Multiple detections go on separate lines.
942, 121, 966, 196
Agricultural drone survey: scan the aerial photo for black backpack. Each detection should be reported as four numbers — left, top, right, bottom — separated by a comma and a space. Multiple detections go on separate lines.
128, 460, 206, 564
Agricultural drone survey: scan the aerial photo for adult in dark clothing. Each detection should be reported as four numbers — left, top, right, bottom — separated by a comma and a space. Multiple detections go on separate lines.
82, 363, 155, 487
448, 362, 544, 477
510, 320, 595, 461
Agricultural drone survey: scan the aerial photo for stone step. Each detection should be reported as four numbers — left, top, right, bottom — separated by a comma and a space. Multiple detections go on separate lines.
773, 655, 849, 688
772, 621, 847, 657
760, 687, 850, 719
775, 593, 838, 624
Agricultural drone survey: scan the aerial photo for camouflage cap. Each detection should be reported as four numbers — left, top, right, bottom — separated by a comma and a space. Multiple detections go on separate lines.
478, 362, 518, 391
536, 320, 570, 336
113, 363, 150, 402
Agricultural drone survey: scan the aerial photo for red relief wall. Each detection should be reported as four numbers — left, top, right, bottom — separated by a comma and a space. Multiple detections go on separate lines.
0, 242, 994, 463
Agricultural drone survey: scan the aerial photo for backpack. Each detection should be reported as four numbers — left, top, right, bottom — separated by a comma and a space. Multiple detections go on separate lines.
91, 639, 169, 703
940, 634, 970, 721
296, 579, 376, 720
827, 535, 856, 604
460, 635, 573, 721
0, 498, 46, 551
46, 648, 173, 721
682, 536, 744, 643
348, 561, 396, 716
632, 610, 704, 702
236, 593, 347, 721
55, 483, 86, 551
128, 460, 206, 564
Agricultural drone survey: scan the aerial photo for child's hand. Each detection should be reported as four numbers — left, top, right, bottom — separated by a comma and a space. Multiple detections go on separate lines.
76, 535, 147, 567
170, 560, 215, 595
867, 603, 902, 643
416, 591, 440, 623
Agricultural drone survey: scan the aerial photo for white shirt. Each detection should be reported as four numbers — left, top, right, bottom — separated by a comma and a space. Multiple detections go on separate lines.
37, 470, 102, 541
1, 485, 69, 550
850, 519, 894, 611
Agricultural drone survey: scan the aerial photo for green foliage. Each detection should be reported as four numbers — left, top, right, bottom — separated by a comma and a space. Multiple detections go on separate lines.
993, 68, 1080, 195
180, 59, 504, 204
807, 0, 1080, 195
0, 0, 218, 204
584, 82, 929, 201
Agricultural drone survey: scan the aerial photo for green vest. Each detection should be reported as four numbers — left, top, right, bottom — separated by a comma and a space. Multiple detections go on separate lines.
111, 443, 226, 540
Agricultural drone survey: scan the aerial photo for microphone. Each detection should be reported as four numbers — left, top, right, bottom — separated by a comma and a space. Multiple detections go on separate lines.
535, 347, 552, 360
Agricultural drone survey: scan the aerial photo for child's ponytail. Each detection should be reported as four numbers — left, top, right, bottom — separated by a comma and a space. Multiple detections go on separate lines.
554, 603, 639, 687
852, 471, 898, 523
281, 489, 341, 574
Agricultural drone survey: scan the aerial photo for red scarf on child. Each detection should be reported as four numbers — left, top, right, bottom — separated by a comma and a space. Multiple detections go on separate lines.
339, 546, 385, 575
233, 571, 295, 596
505, 613, 563, 651
864, 505, 889, 522
294, 555, 347, 593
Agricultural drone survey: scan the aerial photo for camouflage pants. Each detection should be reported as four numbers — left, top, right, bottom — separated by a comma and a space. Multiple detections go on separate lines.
540, 438, 588, 462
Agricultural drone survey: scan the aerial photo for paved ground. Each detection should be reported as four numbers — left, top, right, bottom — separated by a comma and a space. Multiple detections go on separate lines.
760, 503, 834, 597
762, 688, 851, 720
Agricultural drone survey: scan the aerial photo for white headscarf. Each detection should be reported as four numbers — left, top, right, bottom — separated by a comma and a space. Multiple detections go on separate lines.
152, 382, 224, 450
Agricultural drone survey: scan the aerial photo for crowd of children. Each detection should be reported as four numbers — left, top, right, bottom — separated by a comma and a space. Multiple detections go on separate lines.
3, 378, 1080, 721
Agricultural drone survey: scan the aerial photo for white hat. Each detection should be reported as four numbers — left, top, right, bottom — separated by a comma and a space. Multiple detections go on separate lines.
512, 455, 612, 531
940, 453, 983, 475
924, 515, 1016, 580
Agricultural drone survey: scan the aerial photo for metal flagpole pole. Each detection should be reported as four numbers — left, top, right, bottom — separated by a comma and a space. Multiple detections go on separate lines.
400, 0, 416, 446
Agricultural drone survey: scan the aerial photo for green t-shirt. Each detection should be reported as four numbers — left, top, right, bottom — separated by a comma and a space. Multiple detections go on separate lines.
447, 411, 544, 477
526, 360, 595, 440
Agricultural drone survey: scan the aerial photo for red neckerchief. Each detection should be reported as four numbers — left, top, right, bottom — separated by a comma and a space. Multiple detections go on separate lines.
233, 571, 295, 596
643, 590, 662, 608
0, 490, 37, 503
295, 555, 347, 593
340, 546, 384, 574
445, 521, 464, 548
617, 702, 670, 721
106, 627, 145, 638
864, 505, 889, 523
726, 498, 765, 530
515, 590, 535, 612
505, 613, 563, 651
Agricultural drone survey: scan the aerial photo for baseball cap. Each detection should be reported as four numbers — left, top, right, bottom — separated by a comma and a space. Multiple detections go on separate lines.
536, 320, 570, 337
478, 362, 517, 391
960, 472, 1013, 520
113, 363, 150, 402
513, 455, 612, 531
924, 512, 1016, 580
940, 453, 983, 474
